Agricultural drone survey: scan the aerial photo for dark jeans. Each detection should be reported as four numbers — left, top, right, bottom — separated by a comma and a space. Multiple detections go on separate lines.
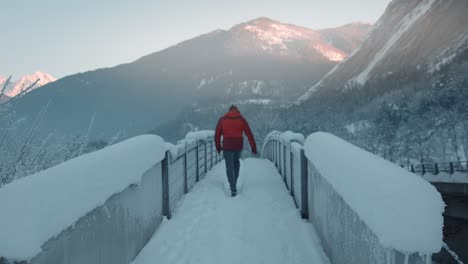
223, 150, 241, 192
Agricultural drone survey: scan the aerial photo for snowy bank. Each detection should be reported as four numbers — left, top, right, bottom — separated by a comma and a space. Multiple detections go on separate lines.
0, 135, 167, 261
304, 132, 444, 254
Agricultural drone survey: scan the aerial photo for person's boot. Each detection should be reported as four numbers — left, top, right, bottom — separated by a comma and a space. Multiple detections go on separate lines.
231, 190, 237, 197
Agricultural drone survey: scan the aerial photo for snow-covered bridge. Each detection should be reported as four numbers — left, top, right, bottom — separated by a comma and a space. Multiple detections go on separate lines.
0, 131, 446, 264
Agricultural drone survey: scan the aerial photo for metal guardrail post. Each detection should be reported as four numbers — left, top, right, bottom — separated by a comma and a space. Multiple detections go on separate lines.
280, 141, 283, 175
183, 143, 188, 194
162, 151, 171, 219
214, 143, 217, 164
422, 164, 426, 175
290, 145, 294, 197
196, 141, 199, 182
276, 141, 279, 167
204, 141, 208, 175
411, 165, 415, 173
278, 141, 281, 171
300, 148, 309, 219
434, 163, 439, 175
273, 141, 276, 165
449, 162, 454, 174
210, 141, 213, 169
283, 141, 287, 182
277, 140, 279, 167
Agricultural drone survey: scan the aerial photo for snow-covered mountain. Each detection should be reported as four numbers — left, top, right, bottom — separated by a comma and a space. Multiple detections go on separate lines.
288, 0, 468, 164
298, 0, 468, 102
0, 72, 57, 98
8, 18, 370, 142
226, 17, 369, 62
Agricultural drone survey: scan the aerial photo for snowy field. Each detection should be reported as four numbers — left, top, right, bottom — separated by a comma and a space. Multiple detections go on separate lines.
132, 158, 329, 264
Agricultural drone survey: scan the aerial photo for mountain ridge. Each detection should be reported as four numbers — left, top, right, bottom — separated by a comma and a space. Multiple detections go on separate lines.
285, 0, 468, 165
6, 17, 371, 143
0, 71, 57, 98
297, 0, 468, 103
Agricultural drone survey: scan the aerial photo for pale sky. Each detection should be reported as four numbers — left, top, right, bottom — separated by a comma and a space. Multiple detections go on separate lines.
1, 0, 391, 79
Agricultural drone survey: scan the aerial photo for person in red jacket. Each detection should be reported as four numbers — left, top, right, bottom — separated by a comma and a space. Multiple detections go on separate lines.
215, 105, 257, 197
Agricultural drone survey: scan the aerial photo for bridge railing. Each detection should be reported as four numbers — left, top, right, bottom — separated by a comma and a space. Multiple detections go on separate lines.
402, 161, 468, 176
0, 131, 221, 264
165, 135, 221, 218
262, 131, 308, 218
262, 131, 444, 264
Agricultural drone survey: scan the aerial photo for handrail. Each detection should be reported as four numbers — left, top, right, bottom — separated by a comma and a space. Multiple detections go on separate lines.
261, 131, 308, 218
262, 131, 444, 264
402, 161, 468, 176
163, 136, 220, 219
0, 132, 223, 264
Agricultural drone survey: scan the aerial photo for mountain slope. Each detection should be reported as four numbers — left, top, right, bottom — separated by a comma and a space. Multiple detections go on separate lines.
290, 0, 468, 164
298, 0, 468, 102
318, 22, 373, 54
9, 18, 371, 142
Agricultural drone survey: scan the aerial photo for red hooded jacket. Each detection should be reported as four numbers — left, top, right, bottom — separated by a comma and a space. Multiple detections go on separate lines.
215, 109, 257, 153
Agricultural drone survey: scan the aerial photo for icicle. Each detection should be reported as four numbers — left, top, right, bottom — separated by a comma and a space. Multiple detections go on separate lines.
102, 205, 111, 219
425, 254, 431, 264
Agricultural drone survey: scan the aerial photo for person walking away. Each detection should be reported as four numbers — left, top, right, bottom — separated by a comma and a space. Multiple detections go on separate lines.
215, 105, 257, 197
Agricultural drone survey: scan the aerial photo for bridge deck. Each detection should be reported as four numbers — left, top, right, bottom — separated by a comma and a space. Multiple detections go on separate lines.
132, 158, 329, 264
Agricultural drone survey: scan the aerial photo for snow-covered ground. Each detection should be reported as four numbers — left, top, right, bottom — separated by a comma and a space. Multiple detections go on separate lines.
132, 158, 329, 264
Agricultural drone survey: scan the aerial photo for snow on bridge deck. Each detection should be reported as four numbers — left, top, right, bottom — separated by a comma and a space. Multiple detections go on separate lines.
132, 158, 329, 264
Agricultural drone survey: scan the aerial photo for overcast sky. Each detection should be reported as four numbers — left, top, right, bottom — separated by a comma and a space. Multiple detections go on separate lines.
1, 0, 391, 79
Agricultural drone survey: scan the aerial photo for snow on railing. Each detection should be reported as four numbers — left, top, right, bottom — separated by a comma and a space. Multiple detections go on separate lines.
262, 131, 445, 264
164, 130, 220, 218
262, 131, 308, 218
0, 131, 221, 264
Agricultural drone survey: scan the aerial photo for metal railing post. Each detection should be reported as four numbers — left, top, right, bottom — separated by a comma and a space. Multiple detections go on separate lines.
210, 141, 213, 169
422, 164, 426, 175
277, 140, 280, 167
204, 141, 208, 175
280, 141, 283, 174
214, 142, 217, 165
434, 163, 439, 175
283, 140, 287, 181
183, 143, 188, 194
300, 148, 309, 219
449, 162, 454, 174
273, 141, 276, 165
162, 151, 171, 219
278, 141, 281, 170
196, 141, 200, 182
275, 140, 278, 168
289, 146, 293, 196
